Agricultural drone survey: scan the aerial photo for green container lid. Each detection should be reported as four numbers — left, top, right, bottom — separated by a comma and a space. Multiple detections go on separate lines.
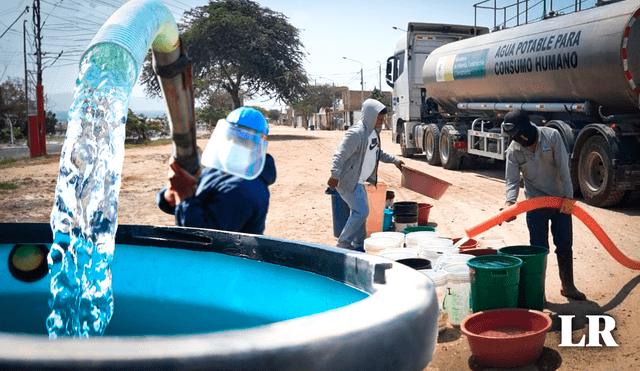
467, 255, 523, 270
403, 226, 436, 234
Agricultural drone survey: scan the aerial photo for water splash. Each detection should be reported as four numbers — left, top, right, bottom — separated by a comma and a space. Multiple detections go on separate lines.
48, 43, 136, 338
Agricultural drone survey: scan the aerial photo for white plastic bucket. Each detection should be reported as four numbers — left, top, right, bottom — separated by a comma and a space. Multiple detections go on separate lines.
424, 270, 449, 333
363, 236, 403, 255
405, 231, 440, 249
378, 248, 418, 261
434, 253, 474, 271
417, 238, 455, 261
370, 232, 405, 247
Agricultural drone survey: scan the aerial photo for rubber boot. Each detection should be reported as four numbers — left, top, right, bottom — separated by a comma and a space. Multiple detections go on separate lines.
557, 252, 587, 301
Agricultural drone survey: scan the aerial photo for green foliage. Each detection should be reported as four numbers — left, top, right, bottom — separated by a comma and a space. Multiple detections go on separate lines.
196, 107, 230, 128
291, 84, 335, 118
125, 110, 162, 144
0, 181, 19, 190
45, 111, 58, 135
140, 0, 309, 110
266, 109, 281, 121
0, 78, 28, 141
0, 158, 17, 166
370, 88, 391, 110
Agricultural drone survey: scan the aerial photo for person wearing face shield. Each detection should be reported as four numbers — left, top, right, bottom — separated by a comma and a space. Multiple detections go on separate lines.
327, 99, 404, 251
156, 107, 276, 234
502, 109, 586, 301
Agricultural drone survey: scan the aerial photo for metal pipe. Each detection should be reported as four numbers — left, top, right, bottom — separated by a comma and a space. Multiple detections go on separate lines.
83, 0, 199, 174
153, 40, 200, 175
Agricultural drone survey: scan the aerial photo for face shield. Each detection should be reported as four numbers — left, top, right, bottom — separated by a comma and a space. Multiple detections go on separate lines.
200, 118, 268, 180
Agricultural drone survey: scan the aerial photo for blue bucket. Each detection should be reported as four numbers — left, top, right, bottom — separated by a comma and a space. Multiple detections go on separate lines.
383, 209, 393, 231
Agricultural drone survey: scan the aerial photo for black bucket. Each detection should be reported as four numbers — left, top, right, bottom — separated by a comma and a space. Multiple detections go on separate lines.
393, 201, 418, 216
397, 258, 432, 270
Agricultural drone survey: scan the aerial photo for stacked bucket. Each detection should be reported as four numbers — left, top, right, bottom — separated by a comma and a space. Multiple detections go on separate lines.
467, 245, 549, 312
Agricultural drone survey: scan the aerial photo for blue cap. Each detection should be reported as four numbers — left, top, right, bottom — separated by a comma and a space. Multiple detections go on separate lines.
226, 107, 269, 135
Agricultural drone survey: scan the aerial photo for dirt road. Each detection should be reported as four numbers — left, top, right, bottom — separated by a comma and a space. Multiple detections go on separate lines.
1, 124, 639, 371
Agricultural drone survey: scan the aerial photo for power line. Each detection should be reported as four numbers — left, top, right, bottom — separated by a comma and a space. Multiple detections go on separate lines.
0, 6, 29, 40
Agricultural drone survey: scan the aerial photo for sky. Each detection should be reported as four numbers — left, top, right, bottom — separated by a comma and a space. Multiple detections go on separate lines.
0, 0, 588, 116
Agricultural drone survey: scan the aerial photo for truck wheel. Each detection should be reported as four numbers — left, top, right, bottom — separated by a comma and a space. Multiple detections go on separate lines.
578, 136, 625, 207
424, 124, 441, 165
400, 130, 414, 158
439, 125, 460, 170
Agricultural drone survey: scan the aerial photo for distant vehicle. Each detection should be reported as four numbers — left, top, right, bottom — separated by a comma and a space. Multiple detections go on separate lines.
386, 0, 640, 207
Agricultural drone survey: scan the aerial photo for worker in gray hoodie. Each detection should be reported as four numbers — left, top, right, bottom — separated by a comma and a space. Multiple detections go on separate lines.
327, 98, 404, 251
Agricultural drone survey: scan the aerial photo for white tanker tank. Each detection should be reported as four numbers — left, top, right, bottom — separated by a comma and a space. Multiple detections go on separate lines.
422, 0, 640, 116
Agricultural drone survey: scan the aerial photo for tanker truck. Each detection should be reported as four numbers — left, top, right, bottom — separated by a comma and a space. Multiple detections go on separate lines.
386, 0, 640, 207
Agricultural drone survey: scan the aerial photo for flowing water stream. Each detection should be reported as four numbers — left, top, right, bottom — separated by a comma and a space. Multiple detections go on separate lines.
48, 43, 137, 338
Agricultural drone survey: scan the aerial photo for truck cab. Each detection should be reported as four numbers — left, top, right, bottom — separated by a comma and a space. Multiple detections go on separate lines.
386, 23, 488, 157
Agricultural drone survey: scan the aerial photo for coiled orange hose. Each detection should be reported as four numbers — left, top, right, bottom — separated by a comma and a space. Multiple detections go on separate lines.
465, 196, 640, 270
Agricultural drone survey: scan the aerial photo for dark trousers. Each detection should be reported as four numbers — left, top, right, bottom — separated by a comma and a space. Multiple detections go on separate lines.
526, 208, 572, 254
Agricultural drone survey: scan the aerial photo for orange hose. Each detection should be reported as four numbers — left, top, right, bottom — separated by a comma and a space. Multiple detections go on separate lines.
465, 196, 640, 270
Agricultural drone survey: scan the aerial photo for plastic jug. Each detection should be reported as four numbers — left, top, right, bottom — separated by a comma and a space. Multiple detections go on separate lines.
425, 270, 449, 333
442, 263, 471, 326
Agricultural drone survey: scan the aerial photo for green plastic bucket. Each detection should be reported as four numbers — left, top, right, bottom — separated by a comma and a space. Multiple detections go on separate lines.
467, 255, 523, 312
498, 245, 549, 310
403, 225, 436, 234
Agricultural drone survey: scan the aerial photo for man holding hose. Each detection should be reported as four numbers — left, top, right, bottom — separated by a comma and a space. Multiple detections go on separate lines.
502, 109, 586, 301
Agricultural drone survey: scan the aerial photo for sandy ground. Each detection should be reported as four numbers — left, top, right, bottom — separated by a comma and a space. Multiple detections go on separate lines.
1, 124, 639, 371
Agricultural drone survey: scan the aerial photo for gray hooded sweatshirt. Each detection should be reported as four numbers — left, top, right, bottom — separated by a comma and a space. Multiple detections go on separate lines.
330, 99, 401, 193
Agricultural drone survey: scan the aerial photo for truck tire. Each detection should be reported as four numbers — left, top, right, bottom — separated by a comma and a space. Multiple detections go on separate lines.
578, 136, 625, 207
424, 124, 441, 165
400, 130, 415, 158
439, 125, 460, 170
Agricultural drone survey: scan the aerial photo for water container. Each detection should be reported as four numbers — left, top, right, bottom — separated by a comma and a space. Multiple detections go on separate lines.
363, 236, 402, 255
393, 201, 418, 216
396, 258, 432, 270
382, 209, 393, 231
434, 253, 474, 272
442, 264, 471, 326
405, 231, 440, 249
370, 232, 405, 247
417, 239, 454, 265
394, 215, 418, 232
329, 189, 350, 238
403, 226, 436, 234
425, 270, 449, 333
417, 203, 433, 226
365, 181, 387, 237
378, 248, 418, 261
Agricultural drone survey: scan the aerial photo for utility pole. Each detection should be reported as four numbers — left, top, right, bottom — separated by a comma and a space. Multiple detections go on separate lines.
343, 57, 364, 108
31, 0, 46, 156
23, 20, 29, 151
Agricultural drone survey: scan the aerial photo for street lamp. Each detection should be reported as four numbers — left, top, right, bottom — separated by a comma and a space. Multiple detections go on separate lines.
343, 56, 364, 108
392, 26, 407, 32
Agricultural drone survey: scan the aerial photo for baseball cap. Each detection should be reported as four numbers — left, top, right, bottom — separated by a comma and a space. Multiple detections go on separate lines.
201, 107, 268, 180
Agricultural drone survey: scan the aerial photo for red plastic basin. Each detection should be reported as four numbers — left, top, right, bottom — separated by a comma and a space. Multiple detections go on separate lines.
460, 308, 552, 368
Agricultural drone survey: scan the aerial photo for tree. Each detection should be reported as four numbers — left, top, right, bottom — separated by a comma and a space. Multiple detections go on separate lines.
266, 109, 280, 122
291, 84, 334, 120
141, 0, 308, 110
45, 111, 58, 135
125, 110, 161, 144
196, 107, 230, 128
0, 78, 28, 141
370, 88, 391, 110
